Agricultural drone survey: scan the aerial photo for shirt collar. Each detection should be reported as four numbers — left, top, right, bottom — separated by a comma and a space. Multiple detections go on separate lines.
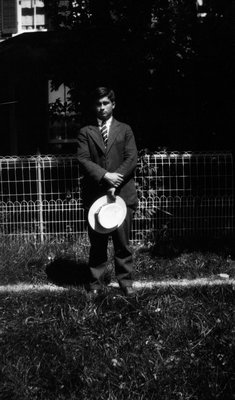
97, 116, 113, 129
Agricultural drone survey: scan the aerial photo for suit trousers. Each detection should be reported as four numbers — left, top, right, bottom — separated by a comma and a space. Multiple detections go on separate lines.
87, 207, 134, 289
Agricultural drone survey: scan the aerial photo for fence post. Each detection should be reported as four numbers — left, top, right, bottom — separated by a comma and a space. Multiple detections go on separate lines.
36, 153, 44, 242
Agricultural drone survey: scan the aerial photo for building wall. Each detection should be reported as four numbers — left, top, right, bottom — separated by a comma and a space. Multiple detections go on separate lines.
19, 0, 46, 33
0, 0, 46, 40
0, 0, 18, 38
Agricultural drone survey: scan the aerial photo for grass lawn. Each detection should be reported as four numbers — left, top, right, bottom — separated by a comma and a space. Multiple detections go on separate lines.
0, 237, 234, 399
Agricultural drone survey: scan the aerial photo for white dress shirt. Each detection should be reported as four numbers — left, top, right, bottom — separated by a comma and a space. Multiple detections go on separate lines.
97, 116, 113, 138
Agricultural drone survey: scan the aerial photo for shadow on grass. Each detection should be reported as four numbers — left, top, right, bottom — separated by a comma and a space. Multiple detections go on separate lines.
45, 258, 111, 287
151, 235, 235, 259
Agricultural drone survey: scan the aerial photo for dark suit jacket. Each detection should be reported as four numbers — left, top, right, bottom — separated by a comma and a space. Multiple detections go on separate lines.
77, 118, 138, 209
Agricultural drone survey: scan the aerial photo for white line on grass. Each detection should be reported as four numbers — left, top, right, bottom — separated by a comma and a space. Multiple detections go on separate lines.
0, 278, 234, 293
0, 283, 66, 293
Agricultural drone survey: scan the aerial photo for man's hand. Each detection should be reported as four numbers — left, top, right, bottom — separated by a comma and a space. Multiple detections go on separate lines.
103, 172, 124, 187
107, 187, 116, 201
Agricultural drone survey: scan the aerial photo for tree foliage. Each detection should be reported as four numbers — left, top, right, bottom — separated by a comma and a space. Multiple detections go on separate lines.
45, 0, 197, 76
44, 0, 233, 149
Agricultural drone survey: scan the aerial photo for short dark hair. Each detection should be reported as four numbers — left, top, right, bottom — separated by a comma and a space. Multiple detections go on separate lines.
92, 87, 115, 103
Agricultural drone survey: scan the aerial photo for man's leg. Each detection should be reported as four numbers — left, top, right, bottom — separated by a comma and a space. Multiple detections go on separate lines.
112, 207, 134, 290
88, 226, 109, 290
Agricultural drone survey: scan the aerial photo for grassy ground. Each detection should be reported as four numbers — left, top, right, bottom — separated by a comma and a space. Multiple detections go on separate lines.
0, 286, 234, 400
0, 237, 234, 399
0, 236, 234, 285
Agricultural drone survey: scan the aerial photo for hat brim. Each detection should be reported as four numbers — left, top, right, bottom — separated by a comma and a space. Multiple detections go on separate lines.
88, 195, 127, 234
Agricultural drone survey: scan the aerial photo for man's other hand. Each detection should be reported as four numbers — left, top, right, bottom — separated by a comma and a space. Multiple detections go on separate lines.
103, 172, 124, 187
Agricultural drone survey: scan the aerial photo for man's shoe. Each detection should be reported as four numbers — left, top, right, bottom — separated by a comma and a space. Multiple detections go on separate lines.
122, 286, 136, 296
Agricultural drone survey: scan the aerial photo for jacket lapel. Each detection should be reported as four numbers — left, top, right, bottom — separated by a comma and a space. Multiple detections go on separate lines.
106, 119, 120, 153
87, 125, 106, 153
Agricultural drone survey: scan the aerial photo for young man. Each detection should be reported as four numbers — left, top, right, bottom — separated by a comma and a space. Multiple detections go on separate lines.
77, 87, 138, 295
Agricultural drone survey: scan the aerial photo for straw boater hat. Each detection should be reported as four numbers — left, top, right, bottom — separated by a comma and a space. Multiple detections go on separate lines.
88, 193, 127, 234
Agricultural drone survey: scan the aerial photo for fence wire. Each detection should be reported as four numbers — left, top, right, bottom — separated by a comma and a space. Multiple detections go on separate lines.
0, 152, 234, 243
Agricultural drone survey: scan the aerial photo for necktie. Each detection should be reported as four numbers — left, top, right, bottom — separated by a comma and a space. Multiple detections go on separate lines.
100, 121, 108, 147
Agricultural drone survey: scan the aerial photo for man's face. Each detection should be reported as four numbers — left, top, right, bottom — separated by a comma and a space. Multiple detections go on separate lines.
95, 96, 115, 121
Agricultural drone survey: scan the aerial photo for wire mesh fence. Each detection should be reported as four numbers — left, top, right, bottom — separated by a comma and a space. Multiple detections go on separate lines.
0, 152, 234, 243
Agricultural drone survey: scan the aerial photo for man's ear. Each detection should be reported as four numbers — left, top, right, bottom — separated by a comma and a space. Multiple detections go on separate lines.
112, 102, 116, 110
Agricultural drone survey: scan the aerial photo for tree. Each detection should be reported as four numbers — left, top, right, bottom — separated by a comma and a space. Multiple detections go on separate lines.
45, 0, 233, 150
